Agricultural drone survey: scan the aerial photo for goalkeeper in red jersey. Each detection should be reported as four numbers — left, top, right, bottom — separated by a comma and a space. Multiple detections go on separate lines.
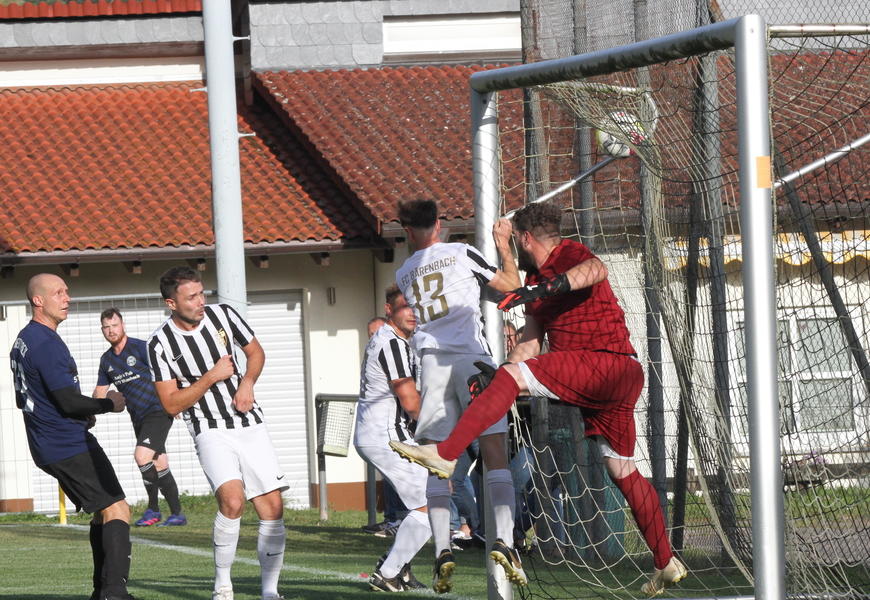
391, 201, 688, 597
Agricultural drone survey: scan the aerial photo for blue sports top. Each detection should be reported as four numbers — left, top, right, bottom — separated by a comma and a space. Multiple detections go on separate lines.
97, 337, 165, 425
10, 320, 100, 466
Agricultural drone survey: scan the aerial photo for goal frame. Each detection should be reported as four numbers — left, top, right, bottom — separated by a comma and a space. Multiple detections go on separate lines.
471, 14, 782, 600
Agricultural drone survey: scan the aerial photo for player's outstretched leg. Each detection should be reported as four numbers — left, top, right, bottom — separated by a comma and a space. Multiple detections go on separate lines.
389, 441, 456, 479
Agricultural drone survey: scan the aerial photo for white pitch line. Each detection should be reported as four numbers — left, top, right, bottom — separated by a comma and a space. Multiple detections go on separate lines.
50, 524, 474, 599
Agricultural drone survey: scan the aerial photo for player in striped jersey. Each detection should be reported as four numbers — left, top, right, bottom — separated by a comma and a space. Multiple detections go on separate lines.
391, 199, 526, 592
147, 266, 286, 600
356, 286, 431, 592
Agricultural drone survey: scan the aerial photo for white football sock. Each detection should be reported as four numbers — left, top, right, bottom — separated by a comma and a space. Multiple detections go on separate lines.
213, 512, 241, 591
426, 475, 452, 555
487, 468, 516, 547
380, 509, 431, 578
258, 519, 286, 598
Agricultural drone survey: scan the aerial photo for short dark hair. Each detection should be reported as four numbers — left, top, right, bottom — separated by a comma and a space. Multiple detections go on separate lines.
398, 199, 438, 229
513, 202, 562, 239
385, 284, 404, 309
159, 266, 202, 300
100, 307, 122, 322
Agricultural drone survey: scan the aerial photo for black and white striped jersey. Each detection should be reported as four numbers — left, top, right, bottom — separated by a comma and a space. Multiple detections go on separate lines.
354, 323, 417, 446
147, 304, 264, 435
396, 242, 496, 356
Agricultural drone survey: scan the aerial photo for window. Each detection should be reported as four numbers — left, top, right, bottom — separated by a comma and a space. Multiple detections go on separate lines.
383, 14, 521, 64
734, 314, 857, 441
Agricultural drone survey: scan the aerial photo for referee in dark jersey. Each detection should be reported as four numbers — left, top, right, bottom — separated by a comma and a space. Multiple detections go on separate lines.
9, 273, 135, 600
94, 308, 186, 527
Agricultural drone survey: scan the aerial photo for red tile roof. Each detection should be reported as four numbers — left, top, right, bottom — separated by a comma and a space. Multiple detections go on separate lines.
0, 0, 200, 19
255, 65, 524, 225
0, 81, 371, 256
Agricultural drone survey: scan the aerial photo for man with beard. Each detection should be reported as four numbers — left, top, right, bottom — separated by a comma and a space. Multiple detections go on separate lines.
390, 202, 688, 597
391, 199, 524, 593
94, 307, 186, 527
148, 266, 286, 600
356, 286, 430, 592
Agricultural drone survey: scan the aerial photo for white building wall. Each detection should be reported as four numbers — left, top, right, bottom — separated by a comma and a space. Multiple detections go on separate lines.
0, 249, 381, 511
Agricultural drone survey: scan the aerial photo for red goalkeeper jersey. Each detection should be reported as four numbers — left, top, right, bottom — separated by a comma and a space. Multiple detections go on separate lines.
525, 239, 636, 355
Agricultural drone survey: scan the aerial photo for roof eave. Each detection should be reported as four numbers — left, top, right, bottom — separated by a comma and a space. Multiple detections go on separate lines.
1, 238, 388, 267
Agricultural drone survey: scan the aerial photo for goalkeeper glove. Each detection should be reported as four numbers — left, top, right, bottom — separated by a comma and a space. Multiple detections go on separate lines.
497, 273, 571, 311
467, 361, 498, 402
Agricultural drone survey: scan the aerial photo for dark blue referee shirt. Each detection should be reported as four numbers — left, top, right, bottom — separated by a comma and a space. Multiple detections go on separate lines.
10, 321, 100, 466
97, 337, 165, 425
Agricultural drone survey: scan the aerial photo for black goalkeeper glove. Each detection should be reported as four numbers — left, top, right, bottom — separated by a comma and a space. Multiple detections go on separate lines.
468, 361, 498, 402
497, 273, 571, 311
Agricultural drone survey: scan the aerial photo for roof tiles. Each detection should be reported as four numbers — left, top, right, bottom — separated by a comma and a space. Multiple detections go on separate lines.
0, 0, 200, 20
255, 64, 521, 224
0, 81, 370, 256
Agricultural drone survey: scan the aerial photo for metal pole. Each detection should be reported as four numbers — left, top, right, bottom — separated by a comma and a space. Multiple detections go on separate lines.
318, 452, 328, 521
202, 0, 248, 316
471, 88, 511, 600
735, 15, 785, 600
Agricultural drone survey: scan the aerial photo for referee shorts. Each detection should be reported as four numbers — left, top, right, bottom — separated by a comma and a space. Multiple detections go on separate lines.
521, 350, 644, 458
194, 423, 288, 500
133, 410, 174, 455
415, 351, 508, 443
355, 443, 428, 510
40, 446, 125, 514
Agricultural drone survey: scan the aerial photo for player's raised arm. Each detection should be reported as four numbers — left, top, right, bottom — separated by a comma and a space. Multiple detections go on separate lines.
487, 218, 521, 293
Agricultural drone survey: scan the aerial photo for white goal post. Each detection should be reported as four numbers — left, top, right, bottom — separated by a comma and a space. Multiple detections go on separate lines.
471, 14, 782, 600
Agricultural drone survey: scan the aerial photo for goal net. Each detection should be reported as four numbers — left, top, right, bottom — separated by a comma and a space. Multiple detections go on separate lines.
485, 20, 870, 600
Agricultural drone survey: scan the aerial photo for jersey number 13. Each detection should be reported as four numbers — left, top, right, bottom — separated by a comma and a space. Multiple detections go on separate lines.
410, 272, 449, 324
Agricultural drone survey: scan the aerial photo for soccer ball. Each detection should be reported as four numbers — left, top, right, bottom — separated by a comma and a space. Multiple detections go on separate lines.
595, 111, 647, 158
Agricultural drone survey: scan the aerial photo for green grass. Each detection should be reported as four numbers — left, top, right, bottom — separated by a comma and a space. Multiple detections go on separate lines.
0, 494, 491, 600
0, 493, 767, 600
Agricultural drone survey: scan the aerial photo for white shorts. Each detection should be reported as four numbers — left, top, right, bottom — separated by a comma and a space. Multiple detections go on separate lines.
194, 423, 288, 499
356, 443, 428, 510
415, 351, 508, 442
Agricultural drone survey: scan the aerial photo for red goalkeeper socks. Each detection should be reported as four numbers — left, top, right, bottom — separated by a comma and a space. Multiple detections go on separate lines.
613, 469, 674, 569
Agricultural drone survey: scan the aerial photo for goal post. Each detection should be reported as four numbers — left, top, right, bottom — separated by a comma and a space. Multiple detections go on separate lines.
472, 14, 783, 600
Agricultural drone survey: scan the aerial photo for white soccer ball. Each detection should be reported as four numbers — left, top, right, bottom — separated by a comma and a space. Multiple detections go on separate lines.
595, 111, 647, 158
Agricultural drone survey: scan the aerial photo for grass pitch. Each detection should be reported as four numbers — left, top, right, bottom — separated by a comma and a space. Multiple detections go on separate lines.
0, 494, 488, 599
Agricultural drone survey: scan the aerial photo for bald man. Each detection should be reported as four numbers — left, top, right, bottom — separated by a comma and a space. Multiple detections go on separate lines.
10, 273, 135, 600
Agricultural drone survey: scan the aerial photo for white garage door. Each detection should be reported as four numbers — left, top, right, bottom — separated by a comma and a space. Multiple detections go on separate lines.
29, 291, 311, 513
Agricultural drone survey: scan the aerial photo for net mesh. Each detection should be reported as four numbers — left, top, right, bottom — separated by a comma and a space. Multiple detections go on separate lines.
493, 25, 870, 600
